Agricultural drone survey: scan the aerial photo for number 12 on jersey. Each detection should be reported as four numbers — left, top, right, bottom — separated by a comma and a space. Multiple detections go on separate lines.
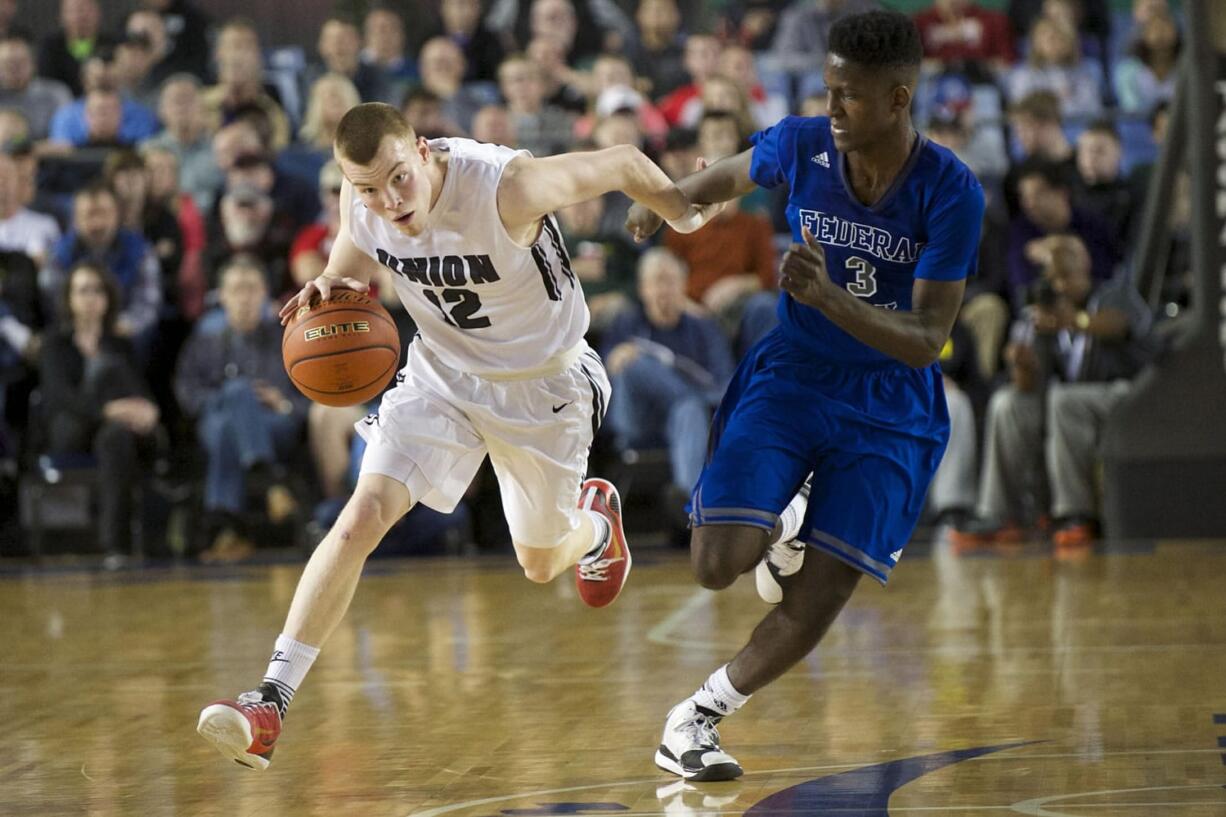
423, 288, 490, 329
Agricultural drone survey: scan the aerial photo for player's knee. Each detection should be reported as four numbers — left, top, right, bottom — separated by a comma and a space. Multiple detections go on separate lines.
690, 540, 740, 590
333, 492, 397, 553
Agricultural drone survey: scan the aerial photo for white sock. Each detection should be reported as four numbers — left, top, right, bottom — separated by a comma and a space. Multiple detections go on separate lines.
772, 490, 806, 546
690, 665, 750, 718
580, 510, 610, 562
262, 634, 319, 716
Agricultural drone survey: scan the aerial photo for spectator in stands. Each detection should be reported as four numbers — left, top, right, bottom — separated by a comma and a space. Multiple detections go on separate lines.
112, 29, 162, 111
1003, 90, 1074, 218
1005, 16, 1103, 118
633, 0, 686, 99
225, 150, 317, 235
436, 0, 505, 84
361, 5, 416, 91
498, 54, 575, 157
417, 37, 487, 135
281, 73, 361, 187
204, 183, 292, 297
306, 17, 390, 105
770, 0, 878, 76
525, 35, 588, 113
0, 245, 44, 445
47, 182, 162, 341
719, 0, 786, 51
952, 235, 1152, 552
575, 55, 668, 146
39, 0, 114, 97
143, 73, 215, 212
201, 19, 290, 150
0, 150, 60, 265
928, 320, 984, 525
47, 53, 161, 149
471, 103, 517, 146
913, 0, 1015, 79
0, 0, 29, 41
1073, 120, 1134, 251
0, 107, 26, 149
141, 143, 206, 322
1007, 0, 1111, 67
401, 88, 460, 137
690, 73, 757, 135
558, 190, 639, 331
105, 150, 184, 318
289, 161, 342, 288
927, 112, 1009, 191
718, 44, 789, 128
1009, 160, 1118, 310
123, 10, 179, 93
139, 0, 211, 79
40, 261, 160, 567
665, 112, 777, 341
488, 0, 637, 63
1113, 7, 1179, 115
658, 33, 721, 126
174, 254, 306, 563
8, 141, 59, 226
0, 35, 72, 141
602, 248, 734, 520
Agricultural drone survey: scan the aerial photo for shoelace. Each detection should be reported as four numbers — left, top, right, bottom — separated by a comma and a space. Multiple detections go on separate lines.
578, 555, 623, 582
679, 711, 722, 750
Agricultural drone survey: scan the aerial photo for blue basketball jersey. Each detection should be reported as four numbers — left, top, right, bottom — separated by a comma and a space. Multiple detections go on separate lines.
750, 116, 985, 365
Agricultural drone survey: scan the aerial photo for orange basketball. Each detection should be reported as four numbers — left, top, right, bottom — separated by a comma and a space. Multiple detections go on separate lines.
282, 288, 401, 407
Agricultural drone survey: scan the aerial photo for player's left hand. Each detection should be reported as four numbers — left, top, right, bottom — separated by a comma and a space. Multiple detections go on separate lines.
780, 227, 832, 308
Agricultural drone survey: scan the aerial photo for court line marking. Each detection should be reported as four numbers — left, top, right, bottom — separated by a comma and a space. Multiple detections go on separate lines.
645, 587, 721, 648
402, 749, 1225, 817
1010, 784, 1226, 816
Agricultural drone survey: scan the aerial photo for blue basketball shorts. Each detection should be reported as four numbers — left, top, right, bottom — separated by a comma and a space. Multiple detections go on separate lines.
688, 329, 950, 584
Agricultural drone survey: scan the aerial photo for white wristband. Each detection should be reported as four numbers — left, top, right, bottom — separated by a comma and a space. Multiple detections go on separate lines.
666, 208, 707, 234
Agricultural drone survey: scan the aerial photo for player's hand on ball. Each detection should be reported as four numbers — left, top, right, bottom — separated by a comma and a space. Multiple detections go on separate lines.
780, 227, 831, 308
280, 269, 370, 325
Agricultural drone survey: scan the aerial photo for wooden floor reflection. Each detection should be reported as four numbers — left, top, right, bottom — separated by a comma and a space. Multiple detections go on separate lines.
2, 537, 1225, 817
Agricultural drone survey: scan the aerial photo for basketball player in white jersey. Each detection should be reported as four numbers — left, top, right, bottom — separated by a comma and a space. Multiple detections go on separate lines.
196, 103, 723, 769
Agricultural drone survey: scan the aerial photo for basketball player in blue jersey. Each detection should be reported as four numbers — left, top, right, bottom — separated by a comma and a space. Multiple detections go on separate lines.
627, 11, 985, 780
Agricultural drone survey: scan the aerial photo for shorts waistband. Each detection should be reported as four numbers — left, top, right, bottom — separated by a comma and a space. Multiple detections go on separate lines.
465, 341, 588, 382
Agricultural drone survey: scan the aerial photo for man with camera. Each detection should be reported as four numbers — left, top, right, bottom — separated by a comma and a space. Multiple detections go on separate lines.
951, 234, 1152, 553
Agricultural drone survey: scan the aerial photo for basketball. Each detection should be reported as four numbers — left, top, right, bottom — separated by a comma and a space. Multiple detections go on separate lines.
282, 288, 401, 407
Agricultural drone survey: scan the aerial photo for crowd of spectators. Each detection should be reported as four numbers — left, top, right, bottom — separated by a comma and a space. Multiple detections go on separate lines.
0, 0, 1189, 565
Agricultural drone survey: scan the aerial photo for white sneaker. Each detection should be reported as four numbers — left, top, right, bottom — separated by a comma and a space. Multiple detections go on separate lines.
755, 478, 811, 603
754, 539, 806, 603
654, 699, 743, 781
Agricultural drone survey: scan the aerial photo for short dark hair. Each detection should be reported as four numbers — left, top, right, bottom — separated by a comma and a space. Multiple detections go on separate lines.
335, 102, 416, 165
828, 11, 923, 74
1083, 118, 1119, 142
103, 149, 145, 180
1010, 90, 1062, 125
1017, 158, 1073, 192
74, 179, 118, 205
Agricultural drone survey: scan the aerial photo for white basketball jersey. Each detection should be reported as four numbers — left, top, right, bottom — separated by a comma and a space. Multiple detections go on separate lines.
347, 138, 589, 376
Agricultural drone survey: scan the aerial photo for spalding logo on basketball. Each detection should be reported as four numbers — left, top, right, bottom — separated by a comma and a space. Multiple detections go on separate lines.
281, 289, 401, 407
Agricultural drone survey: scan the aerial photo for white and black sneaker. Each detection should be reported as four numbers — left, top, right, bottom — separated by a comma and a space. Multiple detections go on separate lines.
755, 477, 812, 604
754, 539, 806, 603
654, 699, 743, 781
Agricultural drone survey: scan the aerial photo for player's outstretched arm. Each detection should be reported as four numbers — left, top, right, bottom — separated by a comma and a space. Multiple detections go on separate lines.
782, 228, 965, 368
279, 180, 382, 325
624, 149, 757, 242
497, 145, 721, 239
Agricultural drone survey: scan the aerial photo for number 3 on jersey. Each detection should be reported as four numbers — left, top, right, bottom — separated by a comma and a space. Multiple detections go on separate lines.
423, 288, 490, 329
845, 256, 877, 299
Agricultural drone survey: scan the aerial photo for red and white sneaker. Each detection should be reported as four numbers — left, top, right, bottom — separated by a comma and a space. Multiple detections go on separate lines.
575, 477, 632, 608
197, 690, 282, 770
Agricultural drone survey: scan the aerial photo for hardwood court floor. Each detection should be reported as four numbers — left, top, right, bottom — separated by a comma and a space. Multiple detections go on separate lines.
2, 537, 1226, 817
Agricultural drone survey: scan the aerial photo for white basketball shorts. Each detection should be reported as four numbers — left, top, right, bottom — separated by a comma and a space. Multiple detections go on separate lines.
355, 339, 611, 547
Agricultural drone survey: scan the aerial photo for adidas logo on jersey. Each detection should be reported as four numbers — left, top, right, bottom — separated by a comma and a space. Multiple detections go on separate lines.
811, 152, 830, 168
